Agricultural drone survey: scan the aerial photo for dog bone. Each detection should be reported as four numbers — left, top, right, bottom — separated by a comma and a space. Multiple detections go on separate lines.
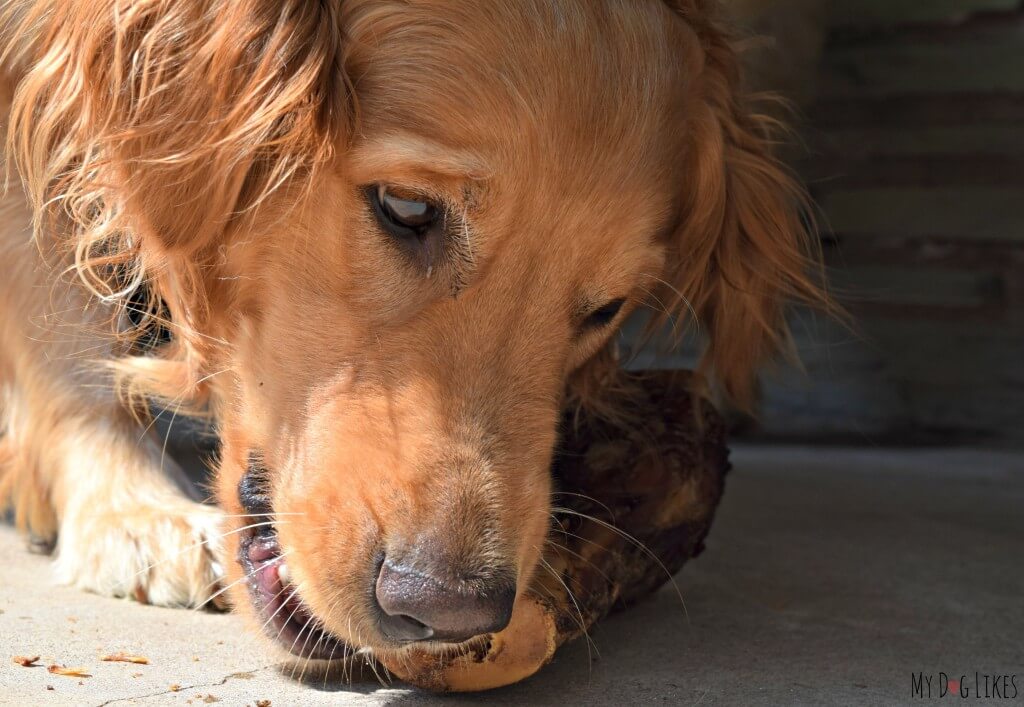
380, 370, 729, 691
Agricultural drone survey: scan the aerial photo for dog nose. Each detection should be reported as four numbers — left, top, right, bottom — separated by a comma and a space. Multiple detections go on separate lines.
374, 558, 515, 644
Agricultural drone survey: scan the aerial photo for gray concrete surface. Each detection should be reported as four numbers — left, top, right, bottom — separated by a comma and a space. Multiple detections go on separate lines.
2, 446, 1022, 706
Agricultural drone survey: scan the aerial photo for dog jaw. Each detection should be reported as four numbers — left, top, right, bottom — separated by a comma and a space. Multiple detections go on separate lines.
193, 0, 689, 656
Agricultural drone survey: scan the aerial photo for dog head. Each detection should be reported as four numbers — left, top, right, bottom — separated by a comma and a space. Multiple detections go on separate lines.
8, 0, 826, 659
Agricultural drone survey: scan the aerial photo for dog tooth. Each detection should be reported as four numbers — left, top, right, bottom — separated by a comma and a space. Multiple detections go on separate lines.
278, 561, 290, 584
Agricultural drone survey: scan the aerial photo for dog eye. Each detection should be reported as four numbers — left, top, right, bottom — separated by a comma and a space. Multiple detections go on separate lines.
583, 298, 626, 329
369, 185, 441, 240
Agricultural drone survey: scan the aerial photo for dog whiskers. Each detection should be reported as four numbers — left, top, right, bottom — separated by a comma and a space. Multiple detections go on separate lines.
543, 536, 614, 587
550, 506, 689, 624
268, 587, 305, 653
536, 554, 599, 668
290, 618, 318, 680
197, 551, 292, 612
636, 284, 680, 339
295, 589, 349, 682
641, 271, 700, 332
132, 519, 287, 580
546, 519, 687, 620
551, 490, 616, 520
212, 512, 307, 519
297, 594, 345, 681
281, 582, 317, 658
360, 622, 391, 688
257, 580, 300, 637
134, 366, 231, 444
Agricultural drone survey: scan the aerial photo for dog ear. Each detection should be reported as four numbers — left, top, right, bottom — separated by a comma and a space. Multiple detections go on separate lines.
6, 0, 351, 259
657, 0, 832, 408
4, 0, 352, 407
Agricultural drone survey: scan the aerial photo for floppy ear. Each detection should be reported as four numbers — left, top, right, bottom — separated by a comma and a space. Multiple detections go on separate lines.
4, 0, 351, 406
5, 0, 350, 263
659, 0, 831, 408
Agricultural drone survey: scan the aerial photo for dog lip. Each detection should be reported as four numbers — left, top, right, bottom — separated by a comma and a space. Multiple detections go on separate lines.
239, 454, 273, 516
247, 534, 280, 564
238, 524, 349, 661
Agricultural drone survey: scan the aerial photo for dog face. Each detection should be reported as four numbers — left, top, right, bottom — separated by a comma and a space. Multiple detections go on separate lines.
9, 0, 825, 660
214, 1, 687, 657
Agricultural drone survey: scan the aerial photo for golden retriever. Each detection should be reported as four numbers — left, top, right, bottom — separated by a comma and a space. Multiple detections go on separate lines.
0, 0, 826, 665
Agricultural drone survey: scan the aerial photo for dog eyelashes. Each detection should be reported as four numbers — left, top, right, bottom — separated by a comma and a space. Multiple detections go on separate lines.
374, 185, 440, 234
582, 298, 626, 331
365, 184, 454, 275
368, 185, 444, 241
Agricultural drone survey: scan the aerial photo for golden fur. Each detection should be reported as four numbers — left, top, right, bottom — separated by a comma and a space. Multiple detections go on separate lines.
1, 0, 828, 662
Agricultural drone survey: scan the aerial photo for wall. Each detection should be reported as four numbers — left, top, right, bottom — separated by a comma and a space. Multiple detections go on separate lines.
633, 0, 1024, 446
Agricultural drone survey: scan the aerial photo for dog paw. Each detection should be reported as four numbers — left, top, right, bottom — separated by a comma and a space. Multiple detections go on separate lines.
53, 499, 226, 609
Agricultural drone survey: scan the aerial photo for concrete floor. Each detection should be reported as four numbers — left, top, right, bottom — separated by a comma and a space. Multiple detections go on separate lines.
2, 445, 1022, 706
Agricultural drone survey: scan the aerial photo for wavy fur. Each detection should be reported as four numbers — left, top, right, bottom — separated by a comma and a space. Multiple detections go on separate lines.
1, 0, 831, 658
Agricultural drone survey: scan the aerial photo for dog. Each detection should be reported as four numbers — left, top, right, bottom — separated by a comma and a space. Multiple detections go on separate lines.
0, 0, 827, 664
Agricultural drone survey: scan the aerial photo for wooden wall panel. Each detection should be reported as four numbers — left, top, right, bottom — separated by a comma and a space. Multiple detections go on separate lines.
640, 0, 1024, 446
